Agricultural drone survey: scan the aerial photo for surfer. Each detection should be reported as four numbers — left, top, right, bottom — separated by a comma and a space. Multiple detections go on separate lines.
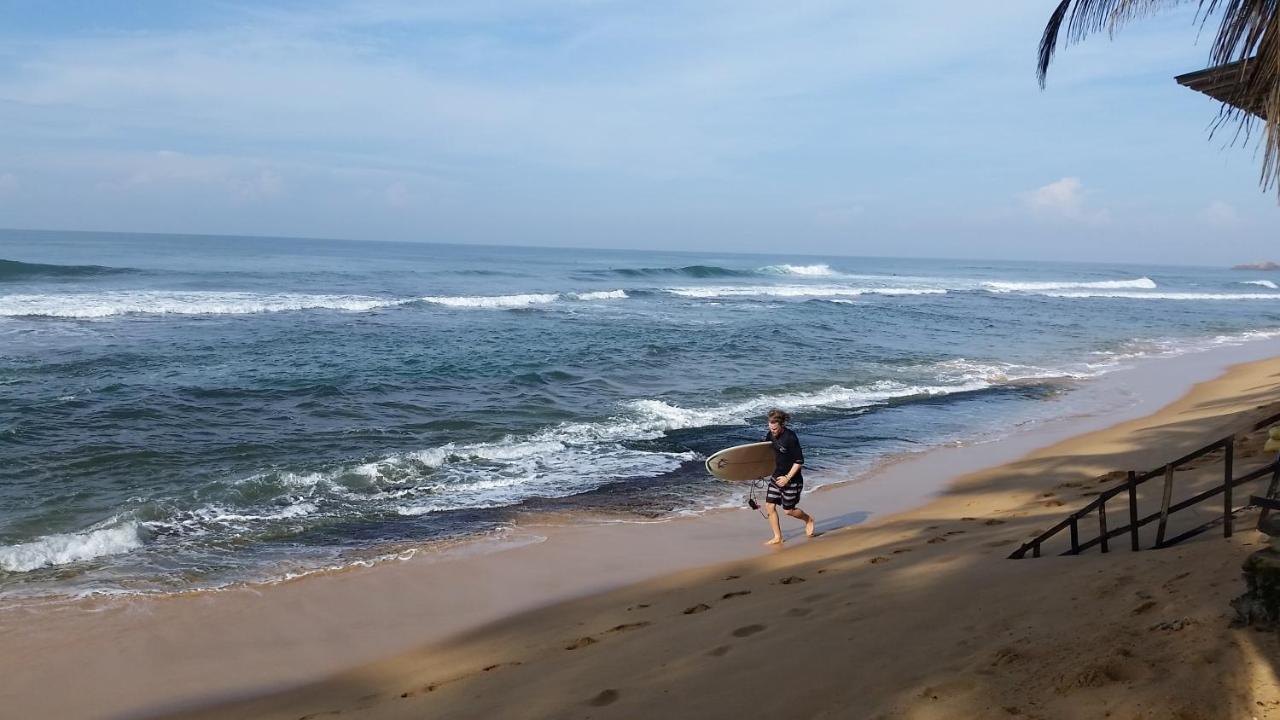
762, 409, 816, 545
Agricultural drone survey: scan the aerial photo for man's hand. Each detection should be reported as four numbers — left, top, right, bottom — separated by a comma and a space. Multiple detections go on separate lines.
774, 475, 789, 487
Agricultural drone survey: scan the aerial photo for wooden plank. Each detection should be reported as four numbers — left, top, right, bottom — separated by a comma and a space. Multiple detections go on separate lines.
1155, 463, 1175, 548
1069, 517, 1079, 555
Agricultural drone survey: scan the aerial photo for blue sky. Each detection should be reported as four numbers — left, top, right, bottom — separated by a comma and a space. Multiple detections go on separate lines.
0, 1, 1274, 264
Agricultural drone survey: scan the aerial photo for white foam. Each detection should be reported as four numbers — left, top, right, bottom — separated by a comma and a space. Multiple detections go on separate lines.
0, 522, 144, 572
666, 285, 947, 298
1043, 291, 1280, 300
187, 502, 319, 525
0, 291, 407, 318
982, 277, 1157, 292
420, 293, 559, 309
1240, 280, 1279, 289
569, 289, 628, 301
759, 264, 838, 276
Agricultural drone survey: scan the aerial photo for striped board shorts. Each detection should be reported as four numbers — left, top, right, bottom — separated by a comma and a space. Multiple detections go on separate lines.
766, 478, 803, 510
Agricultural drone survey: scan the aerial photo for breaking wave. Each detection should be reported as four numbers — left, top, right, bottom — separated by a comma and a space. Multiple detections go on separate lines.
0, 289, 630, 317
0, 521, 145, 572
982, 277, 1157, 292
0, 258, 138, 282
0, 291, 410, 318
666, 285, 947, 299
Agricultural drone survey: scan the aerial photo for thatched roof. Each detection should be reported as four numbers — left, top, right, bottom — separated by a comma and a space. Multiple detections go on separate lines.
1176, 59, 1268, 120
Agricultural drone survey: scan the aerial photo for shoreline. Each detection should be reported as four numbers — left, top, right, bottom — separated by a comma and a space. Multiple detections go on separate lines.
6, 339, 1280, 719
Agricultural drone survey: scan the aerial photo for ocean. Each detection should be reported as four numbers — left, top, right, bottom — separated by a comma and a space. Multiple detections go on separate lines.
3, 228, 1280, 600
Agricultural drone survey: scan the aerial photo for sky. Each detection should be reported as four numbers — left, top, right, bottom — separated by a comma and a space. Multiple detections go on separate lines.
0, 0, 1275, 265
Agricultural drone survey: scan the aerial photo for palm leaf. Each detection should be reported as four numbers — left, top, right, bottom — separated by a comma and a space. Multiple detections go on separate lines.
1038, 0, 1279, 194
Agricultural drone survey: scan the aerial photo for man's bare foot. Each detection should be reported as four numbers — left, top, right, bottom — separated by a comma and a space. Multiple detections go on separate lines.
805, 518, 816, 537
765, 537, 783, 546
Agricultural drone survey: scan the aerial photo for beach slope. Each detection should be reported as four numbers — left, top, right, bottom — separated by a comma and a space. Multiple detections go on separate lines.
153, 357, 1280, 719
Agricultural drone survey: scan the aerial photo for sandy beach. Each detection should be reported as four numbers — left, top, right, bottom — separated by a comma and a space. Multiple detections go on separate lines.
8, 342, 1280, 720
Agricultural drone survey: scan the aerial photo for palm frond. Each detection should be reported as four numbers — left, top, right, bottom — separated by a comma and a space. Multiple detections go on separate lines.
1038, 0, 1280, 195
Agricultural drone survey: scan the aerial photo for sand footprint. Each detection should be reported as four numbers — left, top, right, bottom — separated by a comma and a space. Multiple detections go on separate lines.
785, 607, 813, 617
683, 604, 711, 615
608, 622, 651, 633
777, 576, 806, 585
588, 689, 620, 707
565, 637, 598, 650
732, 624, 766, 637
722, 590, 751, 599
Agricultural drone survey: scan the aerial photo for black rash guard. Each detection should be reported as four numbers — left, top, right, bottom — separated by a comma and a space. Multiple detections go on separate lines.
763, 427, 804, 480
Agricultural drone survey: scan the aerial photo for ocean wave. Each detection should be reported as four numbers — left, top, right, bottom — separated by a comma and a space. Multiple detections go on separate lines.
982, 277, 1157, 292
666, 285, 947, 299
0, 521, 145, 572
0, 288, 631, 317
347, 375, 1006, 516
1240, 280, 1279, 289
1042, 291, 1280, 300
0, 258, 138, 282
420, 293, 559, 309
758, 264, 838, 276
0, 291, 410, 318
595, 265, 753, 279
568, 289, 628, 301
421, 290, 627, 308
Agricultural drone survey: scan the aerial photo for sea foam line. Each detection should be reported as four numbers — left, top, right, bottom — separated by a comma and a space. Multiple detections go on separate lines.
419, 290, 627, 308
1043, 291, 1280, 300
982, 277, 1157, 292
0, 289, 630, 317
666, 285, 947, 298
0, 291, 410, 318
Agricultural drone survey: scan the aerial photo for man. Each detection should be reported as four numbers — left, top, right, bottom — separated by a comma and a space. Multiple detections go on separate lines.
762, 408, 816, 545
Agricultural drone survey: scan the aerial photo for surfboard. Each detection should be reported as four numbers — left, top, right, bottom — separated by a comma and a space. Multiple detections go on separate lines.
705, 441, 775, 481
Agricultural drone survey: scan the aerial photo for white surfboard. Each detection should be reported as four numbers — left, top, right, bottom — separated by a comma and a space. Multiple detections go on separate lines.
705, 441, 774, 481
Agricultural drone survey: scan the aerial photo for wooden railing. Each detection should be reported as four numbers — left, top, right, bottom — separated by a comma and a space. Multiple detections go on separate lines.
1010, 410, 1280, 559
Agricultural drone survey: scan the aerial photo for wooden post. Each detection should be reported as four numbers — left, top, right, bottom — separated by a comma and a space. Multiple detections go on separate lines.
1127, 470, 1140, 551
1032, 543, 1041, 558
1156, 463, 1175, 548
1098, 501, 1109, 553
1069, 517, 1079, 555
1224, 435, 1234, 538
1260, 457, 1280, 528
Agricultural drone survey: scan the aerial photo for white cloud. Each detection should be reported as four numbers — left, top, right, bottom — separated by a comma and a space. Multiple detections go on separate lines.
94, 151, 284, 202
1021, 177, 1109, 223
1200, 200, 1240, 226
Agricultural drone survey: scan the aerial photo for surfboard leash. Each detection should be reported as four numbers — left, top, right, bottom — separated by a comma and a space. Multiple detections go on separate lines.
746, 478, 769, 518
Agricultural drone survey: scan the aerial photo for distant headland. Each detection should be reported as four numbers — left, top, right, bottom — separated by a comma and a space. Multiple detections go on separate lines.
1232, 261, 1280, 271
